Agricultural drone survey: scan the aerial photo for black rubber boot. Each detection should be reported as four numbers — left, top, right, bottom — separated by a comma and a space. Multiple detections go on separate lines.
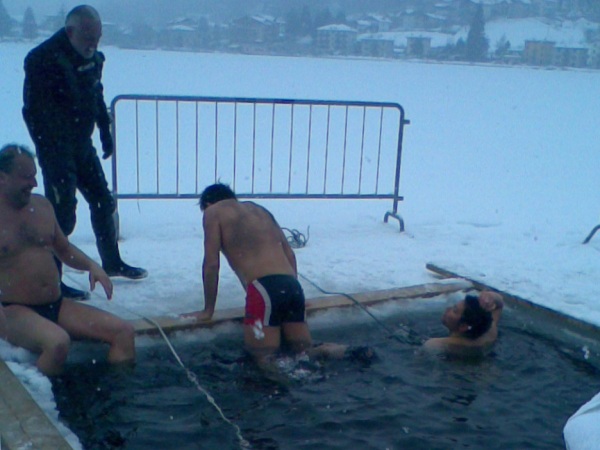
60, 281, 91, 301
103, 262, 148, 280
55, 256, 90, 300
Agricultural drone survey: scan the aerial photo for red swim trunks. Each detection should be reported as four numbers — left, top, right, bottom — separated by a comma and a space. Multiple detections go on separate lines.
244, 274, 306, 327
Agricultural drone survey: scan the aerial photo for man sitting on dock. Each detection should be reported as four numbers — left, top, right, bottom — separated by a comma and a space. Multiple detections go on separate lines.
184, 183, 370, 370
0, 144, 136, 376
424, 291, 504, 356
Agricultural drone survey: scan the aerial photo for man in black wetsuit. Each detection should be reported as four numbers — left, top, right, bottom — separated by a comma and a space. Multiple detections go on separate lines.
22, 5, 147, 300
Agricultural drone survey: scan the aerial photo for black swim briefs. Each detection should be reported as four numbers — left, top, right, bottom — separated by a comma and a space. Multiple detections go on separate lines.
1, 296, 64, 324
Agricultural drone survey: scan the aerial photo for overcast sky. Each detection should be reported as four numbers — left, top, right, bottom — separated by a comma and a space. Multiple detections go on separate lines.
4, 0, 104, 18
2, 0, 436, 24
3, 0, 264, 24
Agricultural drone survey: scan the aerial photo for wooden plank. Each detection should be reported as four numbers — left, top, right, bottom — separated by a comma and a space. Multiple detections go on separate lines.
0, 360, 74, 450
131, 280, 472, 335
426, 262, 600, 337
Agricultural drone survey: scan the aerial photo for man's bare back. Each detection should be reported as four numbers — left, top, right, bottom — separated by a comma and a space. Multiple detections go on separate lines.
204, 199, 296, 288
186, 183, 374, 372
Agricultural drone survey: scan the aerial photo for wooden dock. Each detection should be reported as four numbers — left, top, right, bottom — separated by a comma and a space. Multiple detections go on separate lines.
130, 280, 472, 335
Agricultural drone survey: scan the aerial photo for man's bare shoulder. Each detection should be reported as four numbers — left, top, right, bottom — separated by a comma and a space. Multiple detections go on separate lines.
239, 200, 263, 210
424, 334, 491, 351
423, 336, 464, 351
424, 337, 481, 358
29, 194, 54, 213
203, 200, 246, 229
240, 201, 278, 221
30, 193, 50, 204
424, 332, 497, 358
203, 199, 235, 217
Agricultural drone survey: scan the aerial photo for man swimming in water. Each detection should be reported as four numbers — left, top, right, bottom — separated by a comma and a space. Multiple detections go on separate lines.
184, 183, 371, 369
423, 291, 504, 356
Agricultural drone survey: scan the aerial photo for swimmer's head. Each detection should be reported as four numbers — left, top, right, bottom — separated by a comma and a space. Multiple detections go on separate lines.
199, 183, 236, 210
442, 295, 492, 339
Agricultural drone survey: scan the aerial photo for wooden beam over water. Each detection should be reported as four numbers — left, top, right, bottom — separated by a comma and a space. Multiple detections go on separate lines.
426, 262, 600, 337
131, 280, 473, 335
0, 360, 74, 450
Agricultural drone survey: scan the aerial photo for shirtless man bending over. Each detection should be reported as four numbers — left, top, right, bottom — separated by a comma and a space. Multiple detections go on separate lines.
424, 291, 504, 356
0, 144, 135, 376
184, 183, 360, 366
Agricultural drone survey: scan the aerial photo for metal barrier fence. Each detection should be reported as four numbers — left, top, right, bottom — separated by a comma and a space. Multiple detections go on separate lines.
110, 95, 409, 231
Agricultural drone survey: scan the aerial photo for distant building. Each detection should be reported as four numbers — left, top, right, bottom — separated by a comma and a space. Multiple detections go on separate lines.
523, 39, 590, 67
589, 42, 600, 68
357, 34, 394, 57
316, 24, 358, 55
163, 18, 198, 49
406, 36, 432, 57
395, 10, 430, 30
523, 40, 556, 65
231, 15, 284, 44
351, 14, 392, 33
553, 46, 589, 67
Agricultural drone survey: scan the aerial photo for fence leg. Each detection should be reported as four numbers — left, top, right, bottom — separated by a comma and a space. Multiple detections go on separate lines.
583, 225, 600, 244
113, 210, 121, 241
384, 211, 405, 232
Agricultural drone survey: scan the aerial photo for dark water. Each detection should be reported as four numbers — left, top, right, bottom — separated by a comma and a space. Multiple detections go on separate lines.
53, 302, 600, 450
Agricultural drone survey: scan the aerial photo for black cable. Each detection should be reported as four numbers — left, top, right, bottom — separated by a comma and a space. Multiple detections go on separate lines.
298, 273, 423, 345
282, 227, 309, 248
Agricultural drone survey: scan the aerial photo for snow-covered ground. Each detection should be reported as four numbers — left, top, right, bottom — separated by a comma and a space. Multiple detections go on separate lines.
0, 42, 599, 448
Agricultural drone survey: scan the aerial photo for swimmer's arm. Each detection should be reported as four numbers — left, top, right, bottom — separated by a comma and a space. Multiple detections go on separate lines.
51, 216, 113, 299
479, 291, 504, 323
200, 209, 221, 319
422, 337, 448, 351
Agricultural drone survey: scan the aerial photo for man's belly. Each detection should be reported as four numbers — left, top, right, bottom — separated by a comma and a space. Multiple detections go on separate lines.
0, 251, 61, 305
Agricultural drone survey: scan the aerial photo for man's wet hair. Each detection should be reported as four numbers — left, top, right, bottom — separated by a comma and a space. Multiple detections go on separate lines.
0, 144, 35, 174
200, 183, 237, 210
460, 295, 493, 339
65, 5, 100, 27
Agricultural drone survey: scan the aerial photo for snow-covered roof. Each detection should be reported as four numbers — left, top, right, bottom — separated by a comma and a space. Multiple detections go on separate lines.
425, 13, 447, 21
166, 25, 195, 32
470, 0, 511, 5
366, 13, 392, 23
318, 24, 357, 33
250, 15, 276, 25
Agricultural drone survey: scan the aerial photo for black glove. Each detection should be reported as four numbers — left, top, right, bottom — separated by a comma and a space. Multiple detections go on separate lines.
99, 126, 114, 160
